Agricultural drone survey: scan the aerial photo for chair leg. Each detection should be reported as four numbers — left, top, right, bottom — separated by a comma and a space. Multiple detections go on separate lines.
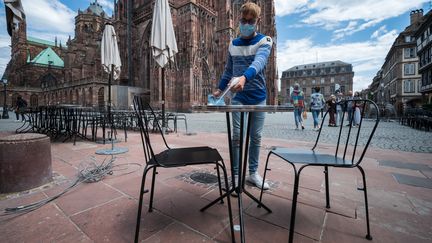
324, 165, 330, 209
357, 165, 373, 240
215, 165, 224, 204
259, 151, 273, 204
289, 166, 302, 243
135, 165, 152, 243
148, 167, 157, 212
219, 162, 235, 243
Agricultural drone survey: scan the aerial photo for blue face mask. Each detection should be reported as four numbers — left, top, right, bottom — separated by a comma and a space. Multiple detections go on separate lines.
239, 23, 256, 37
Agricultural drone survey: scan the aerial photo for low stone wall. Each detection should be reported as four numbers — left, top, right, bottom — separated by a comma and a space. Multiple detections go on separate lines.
0, 133, 52, 193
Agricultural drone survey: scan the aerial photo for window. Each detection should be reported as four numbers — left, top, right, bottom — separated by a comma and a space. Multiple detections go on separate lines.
404, 80, 415, 93
312, 79, 316, 84
330, 85, 335, 94
404, 48, 415, 59
404, 63, 415, 75
321, 86, 325, 94
286, 88, 290, 95
330, 77, 335, 83
340, 85, 346, 93
341, 76, 346, 82
418, 80, 422, 92
302, 80, 306, 85
320, 78, 325, 84
405, 35, 412, 43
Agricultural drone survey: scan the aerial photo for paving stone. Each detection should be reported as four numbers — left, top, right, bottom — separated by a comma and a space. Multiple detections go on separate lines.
379, 160, 432, 171
153, 189, 236, 239
392, 173, 432, 189
44, 181, 123, 216
214, 214, 316, 243
357, 204, 432, 241
142, 222, 212, 242
184, 113, 432, 153
366, 188, 416, 215
0, 191, 47, 210
421, 170, 432, 179
0, 203, 92, 243
406, 195, 432, 216
246, 193, 326, 240
71, 197, 173, 242
321, 211, 432, 243
1, 114, 431, 242
321, 212, 373, 243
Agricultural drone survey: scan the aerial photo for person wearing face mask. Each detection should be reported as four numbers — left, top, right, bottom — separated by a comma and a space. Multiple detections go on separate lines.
213, 2, 273, 191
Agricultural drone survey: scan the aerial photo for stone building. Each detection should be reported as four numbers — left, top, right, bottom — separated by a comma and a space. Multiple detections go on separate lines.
371, 10, 423, 115
280, 61, 354, 104
414, 9, 432, 104
114, 0, 278, 111
2, 1, 113, 108
2, 0, 278, 111
369, 69, 385, 105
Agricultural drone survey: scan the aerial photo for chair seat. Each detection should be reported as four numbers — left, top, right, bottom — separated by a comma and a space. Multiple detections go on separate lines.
271, 147, 352, 166
150, 146, 223, 167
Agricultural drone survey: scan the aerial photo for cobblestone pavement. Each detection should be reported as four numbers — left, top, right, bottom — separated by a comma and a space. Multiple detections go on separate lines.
1, 110, 431, 153
181, 112, 432, 153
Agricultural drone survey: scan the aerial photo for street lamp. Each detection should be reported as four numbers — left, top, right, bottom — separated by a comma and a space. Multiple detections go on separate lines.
2, 78, 9, 119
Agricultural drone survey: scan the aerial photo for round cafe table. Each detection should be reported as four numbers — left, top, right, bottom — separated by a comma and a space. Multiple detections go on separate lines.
192, 104, 293, 243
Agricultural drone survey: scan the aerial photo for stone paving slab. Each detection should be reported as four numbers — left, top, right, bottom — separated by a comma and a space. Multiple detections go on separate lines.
379, 160, 432, 171
392, 173, 432, 189
0, 129, 431, 242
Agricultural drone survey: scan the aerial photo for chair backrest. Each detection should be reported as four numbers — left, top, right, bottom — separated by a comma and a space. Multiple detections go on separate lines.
312, 99, 380, 166
133, 96, 170, 166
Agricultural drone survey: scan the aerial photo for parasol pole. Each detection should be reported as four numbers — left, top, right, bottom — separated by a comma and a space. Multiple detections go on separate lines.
162, 66, 165, 133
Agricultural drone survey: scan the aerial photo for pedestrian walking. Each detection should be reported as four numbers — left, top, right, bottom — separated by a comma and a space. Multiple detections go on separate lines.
353, 91, 361, 127
310, 87, 325, 130
326, 94, 336, 127
336, 91, 344, 126
346, 90, 353, 125
290, 83, 305, 130
15, 95, 27, 122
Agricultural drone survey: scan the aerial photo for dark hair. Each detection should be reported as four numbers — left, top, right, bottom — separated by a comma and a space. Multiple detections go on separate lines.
313, 86, 320, 92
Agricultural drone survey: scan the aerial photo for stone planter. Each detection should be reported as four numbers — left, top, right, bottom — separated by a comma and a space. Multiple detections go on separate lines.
0, 133, 52, 193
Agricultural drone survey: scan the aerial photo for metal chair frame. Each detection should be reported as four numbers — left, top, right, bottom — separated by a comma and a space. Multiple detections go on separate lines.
133, 96, 235, 243
259, 99, 380, 243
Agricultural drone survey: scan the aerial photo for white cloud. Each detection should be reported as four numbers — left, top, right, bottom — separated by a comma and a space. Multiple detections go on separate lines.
332, 18, 384, 40
22, 0, 76, 34
303, 0, 428, 25
277, 30, 399, 91
277, 0, 428, 39
274, 0, 309, 16
371, 25, 388, 39
94, 0, 114, 13
0, 0, 76, 76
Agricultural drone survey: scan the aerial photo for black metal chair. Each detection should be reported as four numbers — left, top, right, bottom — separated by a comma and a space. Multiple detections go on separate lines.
259, 99, 379, 243
132, 96, 234, 243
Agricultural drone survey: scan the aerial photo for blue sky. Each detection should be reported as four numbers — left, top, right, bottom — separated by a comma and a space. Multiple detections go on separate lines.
0, 0, 430, 91
274, 0, 430, 91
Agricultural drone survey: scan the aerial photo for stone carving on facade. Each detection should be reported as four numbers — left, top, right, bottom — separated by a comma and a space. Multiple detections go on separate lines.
3, 0, 277, 111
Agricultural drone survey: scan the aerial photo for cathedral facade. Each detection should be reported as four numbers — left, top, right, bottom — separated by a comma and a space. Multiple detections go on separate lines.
2, 0, 277, 111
